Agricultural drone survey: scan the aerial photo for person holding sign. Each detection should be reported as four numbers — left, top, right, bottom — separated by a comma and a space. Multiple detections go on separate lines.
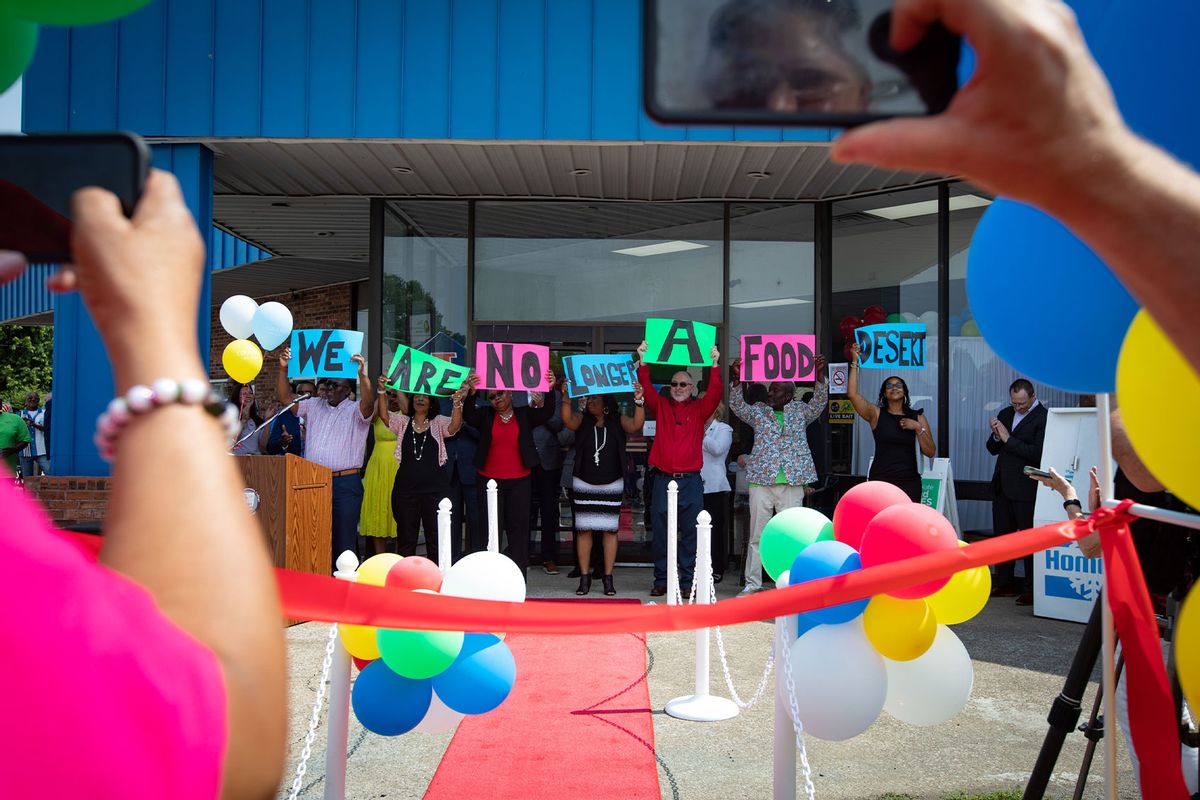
728, 354, 829, 593
637, 340, 723, 598
358, 382, 403, 556
461, 369, 557, 577
560, 380, 646, 596
847, 343, 935, 501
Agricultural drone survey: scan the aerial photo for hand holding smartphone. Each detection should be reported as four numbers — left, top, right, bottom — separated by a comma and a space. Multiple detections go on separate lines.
1022, 466, 1053, 480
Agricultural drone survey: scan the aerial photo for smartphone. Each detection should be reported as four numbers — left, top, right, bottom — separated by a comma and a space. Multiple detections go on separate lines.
643, 0, 961, 127
1023, 466, 1053, 479
0, 132, 150, 262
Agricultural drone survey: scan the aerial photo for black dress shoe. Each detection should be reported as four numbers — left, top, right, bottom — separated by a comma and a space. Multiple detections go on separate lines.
990, 585, 1019, 598
1016, 592, 1034, 606
649, 585, 667, 597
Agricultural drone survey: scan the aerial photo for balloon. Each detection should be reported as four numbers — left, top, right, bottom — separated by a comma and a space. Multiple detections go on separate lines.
860, 504, 959, 599
839, 315, 862, 341
357, 553, 402, 587
441, 551, 527, 604
3, 0, 153, 25
350, 661, 432, 736
886, 313, 904, 323
960, 320, 981, 337
1116, 310, 1200, 509
786, 619, 887, 741
789, 540, 868, 625
1176, 585, 1200, 716
352, 656, 374, 672
433, 633, 516, 715
414, 689, 465, 734
967, 199, 1137, 391
900, 312, 919, 323
917, 311, 938, 330
760, 506, 834, 581
884, 625, 973, 726
0, 18, 37, 95
948, 316, 964, 336
387, 556, 443, 592
926, 541, 991, 625
378, 628, 464, 679
340, 623, 381, 661
221, 339, 262, 384
863, 595, 935, 661
832, 481, 912, 551
251, 301, 293, 351
862, 305, 887, 325
219, 295, 258, 339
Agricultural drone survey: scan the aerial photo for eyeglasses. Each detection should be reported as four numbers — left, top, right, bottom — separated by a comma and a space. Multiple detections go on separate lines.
670, 381, 693, 388
884, 382, 904, 390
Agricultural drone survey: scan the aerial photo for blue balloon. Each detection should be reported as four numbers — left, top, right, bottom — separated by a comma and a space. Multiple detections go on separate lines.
967, 199, 1137, 392
948, 315, 964, 337
433, 633, 516, 715
789, 540, 868, 625
793, 612, 818, 641
351, 661, 432, 736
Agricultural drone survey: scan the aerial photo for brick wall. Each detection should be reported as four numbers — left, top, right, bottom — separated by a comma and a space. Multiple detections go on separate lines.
210, 283, 356, 410
24, 476, 111, 527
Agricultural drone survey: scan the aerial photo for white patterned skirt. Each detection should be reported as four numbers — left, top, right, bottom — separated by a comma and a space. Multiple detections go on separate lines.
571, 476, 624, 533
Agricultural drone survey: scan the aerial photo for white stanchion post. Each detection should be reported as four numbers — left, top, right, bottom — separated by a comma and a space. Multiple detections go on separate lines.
486, 479, 499, 554
1096, 392, 1118, 800
773, 614, 797, 800
324, 550, 359, 800
665, 510, 739, 721
667, 480, 679, 606
437, 497, 453, 574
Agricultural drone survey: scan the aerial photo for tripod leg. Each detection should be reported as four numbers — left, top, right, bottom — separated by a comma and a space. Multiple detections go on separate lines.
1072, 654, 1125, 800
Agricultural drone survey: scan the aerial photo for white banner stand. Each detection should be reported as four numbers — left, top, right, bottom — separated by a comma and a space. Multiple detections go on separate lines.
666, 479, 679, 606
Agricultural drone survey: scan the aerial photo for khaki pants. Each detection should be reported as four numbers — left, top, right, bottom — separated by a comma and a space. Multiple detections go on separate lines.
745, 484, 807, 590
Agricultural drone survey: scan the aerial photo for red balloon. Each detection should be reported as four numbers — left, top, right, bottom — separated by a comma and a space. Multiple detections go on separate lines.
386, 556, 443, 592
352, 656, 375, 672
833, 481, 913, 550
859, 503, 959, 599
842, 340, 856, 362
839, 315, 862, 340
862, 305, 887, 325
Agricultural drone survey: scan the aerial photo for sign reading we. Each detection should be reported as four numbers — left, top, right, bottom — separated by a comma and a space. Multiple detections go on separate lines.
563, 354, 638, 398
288, 329, 364, 379
474, 342, 551, 391
854, 324, 927, 369
740, 334, 816, 382
644, 318, 716, 367
385, 344, 468, 397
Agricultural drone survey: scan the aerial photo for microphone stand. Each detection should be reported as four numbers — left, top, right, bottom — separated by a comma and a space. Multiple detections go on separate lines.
231, 393, 310, 451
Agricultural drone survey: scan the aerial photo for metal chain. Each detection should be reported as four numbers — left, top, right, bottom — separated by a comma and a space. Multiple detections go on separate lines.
286, 623, 339, 800
779, 622, 817, 800
711, 579, 774, 709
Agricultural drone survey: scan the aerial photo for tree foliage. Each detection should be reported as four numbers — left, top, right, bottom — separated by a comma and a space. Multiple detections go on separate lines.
0, 324, 53, 405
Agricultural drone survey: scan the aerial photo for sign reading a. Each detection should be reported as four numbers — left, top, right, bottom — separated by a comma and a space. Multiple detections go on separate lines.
289, 329, 364, 379
644, 318, 717, 367
854, 324, 927, 369
385, 344, 469, 396
474, 342, 551, 391
563, 354, 638, 398
739, 334, 816, 382
828, 398, 856, 424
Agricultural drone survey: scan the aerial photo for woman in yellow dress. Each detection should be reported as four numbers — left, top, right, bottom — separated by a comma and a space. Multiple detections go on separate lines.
360, 379, 402, 555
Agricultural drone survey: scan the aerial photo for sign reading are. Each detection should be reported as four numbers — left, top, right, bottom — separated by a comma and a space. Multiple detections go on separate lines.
740, 334, 816, 381
563, 354, 638, 397
644, 318, 716, 367
288, 329, 364, 379
385, 344, 469, 396
474, 342, 551, 391
854, 324, 927, 369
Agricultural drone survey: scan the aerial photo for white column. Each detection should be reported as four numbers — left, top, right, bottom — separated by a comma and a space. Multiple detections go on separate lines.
324, 550, 359, 800
667, 479, 679, 605
437, 497, 453, 574
773, 614, 796, 800
486, 479, 499, 554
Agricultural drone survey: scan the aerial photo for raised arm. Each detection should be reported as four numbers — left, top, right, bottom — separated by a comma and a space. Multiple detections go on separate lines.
446, 384, 467, 437
276, 349, 294, 406
694, 346, 724, 418
460, 373, 484, 427
635, 341, 662, 416
621, 382, 647, 435
846, 343, 879, 427
353, 354, 374, 420
375, 375, 391, 426
560, 379, 584, 432
798, 356, 829, 424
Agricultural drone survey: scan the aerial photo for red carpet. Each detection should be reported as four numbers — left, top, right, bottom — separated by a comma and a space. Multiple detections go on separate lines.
424, 602, 660, 800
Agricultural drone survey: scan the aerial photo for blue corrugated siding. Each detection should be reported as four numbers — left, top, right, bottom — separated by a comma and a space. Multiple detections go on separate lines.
23, 0, 834, 142
0, 265, 55, 323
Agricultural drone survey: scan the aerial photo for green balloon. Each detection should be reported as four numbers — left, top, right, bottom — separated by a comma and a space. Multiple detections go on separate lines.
886, 312, 905, 323
760, 507, 834, 581
1, 0, 153, 26
377, 628, 464, 680
0, 17, 37, 95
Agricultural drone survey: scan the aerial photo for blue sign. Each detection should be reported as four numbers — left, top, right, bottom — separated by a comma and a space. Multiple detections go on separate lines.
854, 324, 927, 369
289, 329, 365, 379
562, 353, 639, 398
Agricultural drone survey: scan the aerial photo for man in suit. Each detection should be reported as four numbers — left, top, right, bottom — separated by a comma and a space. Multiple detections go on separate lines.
987, 378, 1048, 606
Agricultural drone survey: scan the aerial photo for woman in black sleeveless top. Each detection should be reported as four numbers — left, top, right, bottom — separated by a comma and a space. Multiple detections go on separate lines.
848, 343, 936, 501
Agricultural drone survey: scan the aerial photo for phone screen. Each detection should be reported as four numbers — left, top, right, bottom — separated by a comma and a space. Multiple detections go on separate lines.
644, 0, 960, 127
0, 133, 149, 263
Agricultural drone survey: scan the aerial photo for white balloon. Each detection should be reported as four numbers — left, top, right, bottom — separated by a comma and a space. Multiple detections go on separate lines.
440, 551, 527, 604
219, 295, 258, 340
414, 689, 465, 734
251, 301, 293, 351
787, 618, 886, 741
883, 625, 974, 726
777, 569, 790, 588
900, 311, 919, 323
917, 310, 939, 329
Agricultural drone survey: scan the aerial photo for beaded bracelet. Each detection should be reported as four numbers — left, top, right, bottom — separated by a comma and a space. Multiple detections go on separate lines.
94, 378, 240, 462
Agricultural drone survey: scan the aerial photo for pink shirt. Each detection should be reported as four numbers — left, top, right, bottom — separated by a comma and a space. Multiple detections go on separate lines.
0, 478, 227, 800
299, 396, 372, 472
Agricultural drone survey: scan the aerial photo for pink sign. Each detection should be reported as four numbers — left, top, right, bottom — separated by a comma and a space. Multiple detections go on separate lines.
740, 334, 817, 382
474, 341, 551, 391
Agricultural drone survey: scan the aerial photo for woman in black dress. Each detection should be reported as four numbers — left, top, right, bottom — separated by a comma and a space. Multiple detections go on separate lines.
560, 380, 645, 596
847, 342, 936, 501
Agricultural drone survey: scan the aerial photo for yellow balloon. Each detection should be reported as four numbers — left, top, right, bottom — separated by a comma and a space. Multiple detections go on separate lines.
222, 339, 263, 384
926, 542, 991, 625
864, 595, 936, 661
340, 623, 381, 660
357, 553, 402, 586
960, 320, 981, 337
1117, 311, 1200, 509
1176, 585, 1200, 715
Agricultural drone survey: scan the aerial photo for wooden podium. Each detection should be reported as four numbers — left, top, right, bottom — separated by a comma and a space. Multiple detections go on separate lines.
237, 454, 332, 578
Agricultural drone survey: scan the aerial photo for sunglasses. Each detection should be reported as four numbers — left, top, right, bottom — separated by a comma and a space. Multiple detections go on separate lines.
670, 381, 693, 388
884, 382, 904, 390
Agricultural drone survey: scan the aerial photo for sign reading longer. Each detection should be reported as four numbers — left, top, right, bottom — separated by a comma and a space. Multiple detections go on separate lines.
563, 354, 639, 398
385, 344, 469, 396
644, 318, 716, 367
289, 329, 364, 379
474, 342, 551, 391
854, 324, 927, 369
740, 334, 817, 382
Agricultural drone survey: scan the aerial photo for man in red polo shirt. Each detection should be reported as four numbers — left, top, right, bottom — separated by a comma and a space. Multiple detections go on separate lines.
637, 341, 722, 597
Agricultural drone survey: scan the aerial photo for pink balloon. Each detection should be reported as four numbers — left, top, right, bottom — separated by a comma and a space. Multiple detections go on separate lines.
352, 656, 374, 672
859, 504, 959, 599
833, 481, 913, 550
386, 556, 443, 592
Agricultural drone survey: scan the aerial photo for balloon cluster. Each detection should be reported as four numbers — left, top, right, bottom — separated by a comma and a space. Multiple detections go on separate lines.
343, 552, 523, 736
218, 295, 293, 384
758, 482, 988, 741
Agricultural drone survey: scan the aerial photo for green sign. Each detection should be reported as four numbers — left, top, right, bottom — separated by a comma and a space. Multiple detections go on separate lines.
920, 476, 940, 509
644, 318, 717, 366
385, 344, 468, 397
